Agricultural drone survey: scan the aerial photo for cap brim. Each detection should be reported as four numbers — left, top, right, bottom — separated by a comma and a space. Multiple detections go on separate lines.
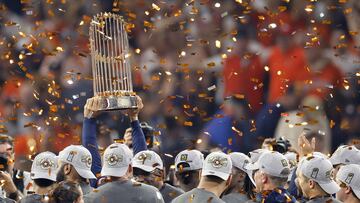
31, 171, 57, 182
329, 156, 341, 166
245, 162, 259, 171
74, 167, 96, 179
202, 170, 230, 181
101, 166, 128, 177
318, 180, 340, 195
133, 164, 154, 172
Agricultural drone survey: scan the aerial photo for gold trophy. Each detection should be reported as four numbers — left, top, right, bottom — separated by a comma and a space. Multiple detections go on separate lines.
89, 12, 137, 110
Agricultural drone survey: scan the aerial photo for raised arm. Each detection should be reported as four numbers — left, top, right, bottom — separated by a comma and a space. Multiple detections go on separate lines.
82, 98, 102, 187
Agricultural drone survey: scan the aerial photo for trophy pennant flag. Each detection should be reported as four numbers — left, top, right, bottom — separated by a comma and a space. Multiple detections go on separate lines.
89, 12, 137, 110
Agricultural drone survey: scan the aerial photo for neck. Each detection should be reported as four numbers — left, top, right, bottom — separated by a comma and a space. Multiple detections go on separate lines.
343, 196, 360, 203
198, 180, 225, 197
34, 185, 54, 195
308, 189, 328, 199
229, 181, 244, 193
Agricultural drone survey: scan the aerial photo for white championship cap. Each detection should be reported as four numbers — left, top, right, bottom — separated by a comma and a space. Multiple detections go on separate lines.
31, 151, 58, 181
249, 149, 270, 163
336, 164, 360, 199
202, 151, 232, 181
246, 151, 291, 178
229, 152, 251, 174
329, 145, 360, 166
58, 145, 96, 179
101, 143, 133, 177
174, 149, 204, 172
299, 156, 340, 195
132, 150, 163, 172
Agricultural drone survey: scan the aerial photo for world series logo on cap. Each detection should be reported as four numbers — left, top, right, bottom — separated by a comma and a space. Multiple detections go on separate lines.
208, 156, 228, 168
89, 13, 138, 110
37, 158, 55, 169
105, 153, 122, 166
81, 155, 92, 168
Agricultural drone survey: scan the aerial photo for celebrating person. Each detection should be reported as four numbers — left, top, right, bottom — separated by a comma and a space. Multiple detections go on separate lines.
174, 149, 204, 192
171, 151, 232, 203
84, 143, 164, 203
245, 151, 296, 203
132, 150, 183, 203
57, 145, 96, 195
19, 152, 58, 203
222, 152, 255, 202
336, 164, 360, 203
296, 155, 341, 203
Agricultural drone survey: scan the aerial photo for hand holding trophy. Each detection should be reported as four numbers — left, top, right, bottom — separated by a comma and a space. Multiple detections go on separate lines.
89, 12, 137, 111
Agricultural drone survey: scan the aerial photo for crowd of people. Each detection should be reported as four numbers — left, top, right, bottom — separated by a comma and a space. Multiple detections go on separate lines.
0, 96, 358, 203
0, 0, 359, 202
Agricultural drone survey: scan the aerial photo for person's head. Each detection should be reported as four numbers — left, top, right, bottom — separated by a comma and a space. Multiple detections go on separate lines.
329, 145, 360, 177
199, 151, 233, 196
174, 149, 204, 191
31, 151, 58, 191
228, 152, 251, 189
223, 96, 250, 121
57, 145, 96, 183
50, 181, 83, 203
132, 150, 164, 189
336, 164, 360, 202
101, 143, 133, 179
0, 134, 14, 173
246, 151, 290, 193
296, 156, 340, 199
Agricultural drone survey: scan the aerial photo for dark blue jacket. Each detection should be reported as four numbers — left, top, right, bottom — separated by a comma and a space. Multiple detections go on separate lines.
82, 118, 147, 187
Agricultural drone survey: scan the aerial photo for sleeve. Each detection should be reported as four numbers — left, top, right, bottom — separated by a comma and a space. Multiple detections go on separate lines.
130, 120, 148, 155
82, 118, 102, 187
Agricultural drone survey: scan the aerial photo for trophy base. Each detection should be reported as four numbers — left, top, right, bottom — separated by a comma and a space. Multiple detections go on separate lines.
94, 95, 138, 111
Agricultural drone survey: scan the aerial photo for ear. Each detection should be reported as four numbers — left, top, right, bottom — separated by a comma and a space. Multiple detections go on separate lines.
309, 179, 315, 189
261, 173, 267, 184
345, 186, 352, 194
64, 164, 72, 175
127, 165, 133, 177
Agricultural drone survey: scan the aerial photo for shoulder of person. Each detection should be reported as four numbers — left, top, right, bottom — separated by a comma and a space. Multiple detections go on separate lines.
164, 183, 184, 194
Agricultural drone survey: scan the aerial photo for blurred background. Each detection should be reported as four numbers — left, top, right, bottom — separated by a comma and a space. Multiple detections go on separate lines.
0, 0, 359, 170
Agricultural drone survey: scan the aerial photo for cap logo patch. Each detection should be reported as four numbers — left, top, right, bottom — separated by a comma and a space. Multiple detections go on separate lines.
281, 159, 288, 167
180, 154, 188, 161
37, 158, 55, 170
208, 156, 228, 168
105, 153, 122, 166
345, 173, 354, 184
67, 151, 77, 162
242, 160, 249, 169
311, 168, 319, 179
81, 155, 92, 168
138, 153, 152, 165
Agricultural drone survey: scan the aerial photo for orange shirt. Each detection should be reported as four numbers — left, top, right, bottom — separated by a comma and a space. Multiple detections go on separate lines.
267, 46, 310, 103
223, 54, 264, 113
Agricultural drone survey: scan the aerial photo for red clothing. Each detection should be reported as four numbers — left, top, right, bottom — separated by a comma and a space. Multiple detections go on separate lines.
223, 54, 264, 113
309, 63, 343, 98
267, 46, 310, 103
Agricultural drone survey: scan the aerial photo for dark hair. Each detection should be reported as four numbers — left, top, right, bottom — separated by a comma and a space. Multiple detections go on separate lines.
203, 175, 226, 184
244, 174, 256, 199
49, 181, 81, 203
176, 170, 199, 185
34, 178, 55, 188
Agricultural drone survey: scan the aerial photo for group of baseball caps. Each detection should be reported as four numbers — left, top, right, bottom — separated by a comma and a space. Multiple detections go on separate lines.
30, 143, 360, 201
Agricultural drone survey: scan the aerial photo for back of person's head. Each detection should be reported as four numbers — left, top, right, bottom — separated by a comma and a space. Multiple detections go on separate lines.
174, 149, 204, 191
49, 181, 82, 203
31, 151, 58, 187
101, 143, 133, 178
200, 151, 232, 188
